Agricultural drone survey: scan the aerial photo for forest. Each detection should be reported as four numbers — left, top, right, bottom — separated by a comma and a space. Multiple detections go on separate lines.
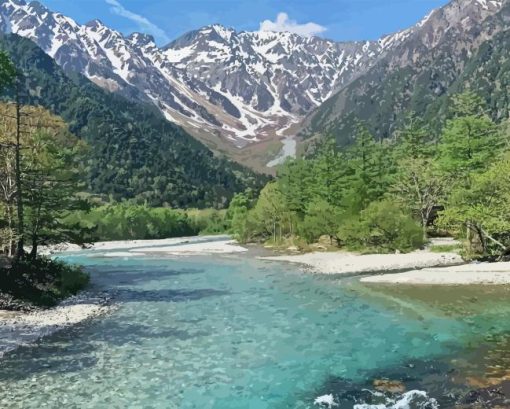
228, 92, 510, 259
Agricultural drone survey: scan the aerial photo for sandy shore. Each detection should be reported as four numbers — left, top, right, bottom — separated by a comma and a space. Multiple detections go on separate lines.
132, 239, 247, 256
361, 262, 510, 285
0, 293, 111, 358
39, 235, 247, 257
263, 250, 463, 276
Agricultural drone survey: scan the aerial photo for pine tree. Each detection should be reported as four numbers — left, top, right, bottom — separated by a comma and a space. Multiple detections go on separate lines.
391, 113, 443, 239
438, 92, 502, 182
341, 122, 391, 213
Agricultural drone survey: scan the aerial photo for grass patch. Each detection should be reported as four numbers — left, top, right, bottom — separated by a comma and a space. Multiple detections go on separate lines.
429, 244, 462, 253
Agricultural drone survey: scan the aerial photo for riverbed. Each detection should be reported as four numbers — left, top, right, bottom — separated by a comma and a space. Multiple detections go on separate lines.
0, 240, 509, 408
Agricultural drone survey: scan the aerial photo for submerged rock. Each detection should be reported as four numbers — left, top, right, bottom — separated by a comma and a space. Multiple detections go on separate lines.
373, 379, 406, 394
459, 381, 510, 408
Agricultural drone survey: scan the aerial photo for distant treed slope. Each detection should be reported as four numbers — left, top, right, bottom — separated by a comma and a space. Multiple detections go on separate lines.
0, 34, 264, 208
302, 0, 508, 145
434, 26, 510, 119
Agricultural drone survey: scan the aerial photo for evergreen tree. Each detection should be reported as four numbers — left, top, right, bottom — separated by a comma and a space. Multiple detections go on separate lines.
277, 159, 314, 216
23, 128, 89, 258
393, 113, 433, 161
249, 183, 289, 243
300, 199, 342, 244
0, 51, 15, 91
311, 136, 347, 206
438, 92, 501, 181
341, 122, 391, 213
391, 113, 443, 238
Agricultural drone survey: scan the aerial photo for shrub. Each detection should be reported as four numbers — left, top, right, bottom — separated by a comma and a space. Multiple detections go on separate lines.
299, 199, 343, 244
338, 200, 425, 253
186, 208, 228, 235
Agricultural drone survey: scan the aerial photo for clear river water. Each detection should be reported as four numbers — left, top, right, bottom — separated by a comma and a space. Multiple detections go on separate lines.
1, 240, 510, 408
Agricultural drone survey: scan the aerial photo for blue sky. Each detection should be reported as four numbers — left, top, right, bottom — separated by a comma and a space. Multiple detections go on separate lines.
40, 0, 449, 45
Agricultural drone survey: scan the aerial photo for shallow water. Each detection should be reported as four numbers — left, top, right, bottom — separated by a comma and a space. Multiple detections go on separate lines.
0, 243, 509, 408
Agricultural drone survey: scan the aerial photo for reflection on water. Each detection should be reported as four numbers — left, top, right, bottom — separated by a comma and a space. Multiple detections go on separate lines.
0, 248, 509, 408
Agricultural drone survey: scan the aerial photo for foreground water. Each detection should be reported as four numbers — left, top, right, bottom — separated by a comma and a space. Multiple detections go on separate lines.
1, 242, 510, 408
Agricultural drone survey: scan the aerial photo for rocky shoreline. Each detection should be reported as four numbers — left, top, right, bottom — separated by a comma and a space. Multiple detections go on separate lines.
0, 291, 113, 359
361, 262, 510, 285
263, 250, 464, 277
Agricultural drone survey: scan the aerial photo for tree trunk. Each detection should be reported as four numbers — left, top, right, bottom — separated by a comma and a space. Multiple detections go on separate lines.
30, 235, 38, 260
14, 80, 24, 260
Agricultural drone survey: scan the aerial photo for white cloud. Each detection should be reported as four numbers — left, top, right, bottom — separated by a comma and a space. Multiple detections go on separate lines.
259, 12, 326, 37
105, 0, 169, 43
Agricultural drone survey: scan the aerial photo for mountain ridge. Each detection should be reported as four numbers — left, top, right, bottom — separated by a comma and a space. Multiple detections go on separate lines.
0, 0, 413, 163
0, 0, 506, 169
301, 0, 508, 144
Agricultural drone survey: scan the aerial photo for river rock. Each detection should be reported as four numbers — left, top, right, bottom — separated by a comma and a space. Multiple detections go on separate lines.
373, 379, 406, 393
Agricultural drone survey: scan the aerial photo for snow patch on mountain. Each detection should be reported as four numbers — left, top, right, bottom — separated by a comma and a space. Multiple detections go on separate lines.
0, 0, 503, 160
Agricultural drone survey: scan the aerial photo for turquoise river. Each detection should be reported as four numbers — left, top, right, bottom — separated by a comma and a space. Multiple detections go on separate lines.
1, 238, 510, 408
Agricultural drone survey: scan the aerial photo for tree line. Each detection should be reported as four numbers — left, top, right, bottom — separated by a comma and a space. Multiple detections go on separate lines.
228, 92, 510, 258
66, 204, 229, 242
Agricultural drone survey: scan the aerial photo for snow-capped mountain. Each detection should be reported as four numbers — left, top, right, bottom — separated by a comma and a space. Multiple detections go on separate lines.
0, 0, 406, 150
0, 0, 505, 158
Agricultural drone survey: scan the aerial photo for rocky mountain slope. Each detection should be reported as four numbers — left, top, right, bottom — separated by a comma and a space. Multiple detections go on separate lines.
302, 0, 508, 145
0, 0, 507, 168
0, 0, 412, 165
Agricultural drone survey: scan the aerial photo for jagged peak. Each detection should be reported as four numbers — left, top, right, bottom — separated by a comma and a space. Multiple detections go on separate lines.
27, 0, 48, 14
85, 18, 106, 29
198, 23, 236, 42
128, 32, 155, 46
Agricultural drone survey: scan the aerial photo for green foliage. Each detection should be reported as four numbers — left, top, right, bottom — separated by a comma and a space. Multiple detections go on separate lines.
299, 200, 342, 244
69, 204, 197, 241
247, 182, 292, 243
390, 113, 444, 236
339, 123, 392, 213
309, 136, 347, 206
65, 204, 231, 242
438, 95, 501, 180
21, 113, 90, 257
226, 192, 252, 242
235, 90, 509, 256
0, 50, 15, 92
0, 257, 89, 307
433, 94, 510, 257
429, 244, 462, 253
393, 113, 434, 161
186, 208, 228, 235
438, 156, 510, 256
338, 200, 425, 253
